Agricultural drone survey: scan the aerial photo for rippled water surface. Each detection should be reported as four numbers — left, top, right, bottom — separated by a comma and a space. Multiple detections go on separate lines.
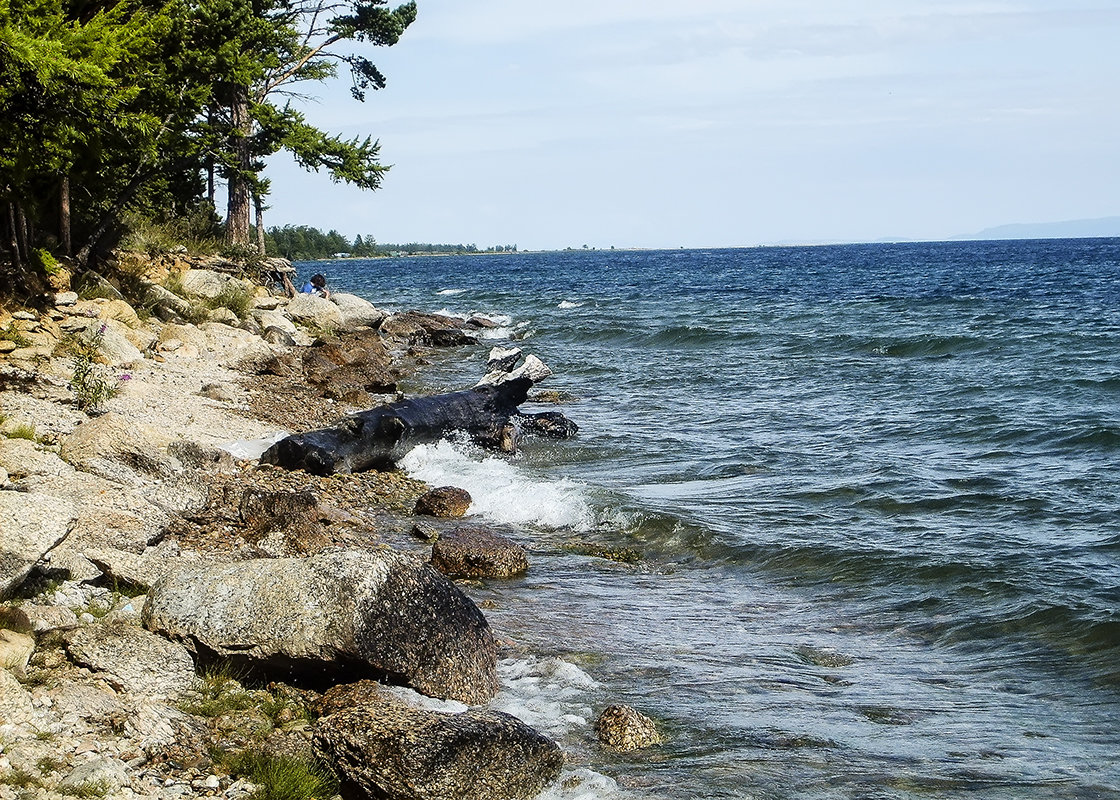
318, 240, 1120, 798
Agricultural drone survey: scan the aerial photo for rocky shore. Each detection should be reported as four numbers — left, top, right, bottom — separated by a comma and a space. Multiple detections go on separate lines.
0, 256, 660, 800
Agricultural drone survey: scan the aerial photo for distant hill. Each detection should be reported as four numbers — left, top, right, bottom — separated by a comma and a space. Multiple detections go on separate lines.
954, 217, 1120, 241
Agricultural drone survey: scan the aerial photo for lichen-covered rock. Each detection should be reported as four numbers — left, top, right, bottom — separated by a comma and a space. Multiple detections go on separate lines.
66, 620, 196, 697
415, 486, 472, 518
312, 688, 563, 800
238, 488, 328, 555
381, 312, 476, 347
0, 437, 75, 479
59, 757, 130, 794
595, 704, 664, 752
180, 268, 229, 299
142, 550, 498, 704
430, 525, 528, 579
0, 491, 75, 598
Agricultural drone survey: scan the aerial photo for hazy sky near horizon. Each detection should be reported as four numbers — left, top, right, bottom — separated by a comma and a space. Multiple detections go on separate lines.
264, 1, 1120, 250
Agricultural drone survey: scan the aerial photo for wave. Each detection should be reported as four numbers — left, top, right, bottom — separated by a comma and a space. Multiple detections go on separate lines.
398, 439, 595, 530
557, 300, 584, 309
437, 288, 466, 296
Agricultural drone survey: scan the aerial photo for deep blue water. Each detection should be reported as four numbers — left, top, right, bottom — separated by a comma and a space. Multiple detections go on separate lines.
312, 239, 1120, 799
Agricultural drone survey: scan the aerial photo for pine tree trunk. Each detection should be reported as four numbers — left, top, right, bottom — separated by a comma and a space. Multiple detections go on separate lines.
6, 203, 21, 269
15, 204, 30, 262
60, 175, 72, 257
254, 194, 266, 255
225, 86, 252, 246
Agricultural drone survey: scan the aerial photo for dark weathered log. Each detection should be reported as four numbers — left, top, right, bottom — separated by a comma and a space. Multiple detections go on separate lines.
261, 379, 533, 475
261, 349, 578, 475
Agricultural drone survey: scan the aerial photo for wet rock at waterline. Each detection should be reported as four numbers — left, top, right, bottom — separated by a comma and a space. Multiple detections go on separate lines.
595, 704, 664, 752
430, 525, 528, 579
415, 486, 472, 518
142, 550, 498, 704
312, 687, 564, 800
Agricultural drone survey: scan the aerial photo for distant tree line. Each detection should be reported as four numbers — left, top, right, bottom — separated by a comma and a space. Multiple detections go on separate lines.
265, 225, 518, 260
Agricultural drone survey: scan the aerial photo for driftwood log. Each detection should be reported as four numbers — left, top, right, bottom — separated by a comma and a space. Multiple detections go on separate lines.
261, 349, 576, 475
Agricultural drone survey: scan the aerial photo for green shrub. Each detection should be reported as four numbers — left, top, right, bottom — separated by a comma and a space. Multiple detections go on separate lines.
31, 248, 61, 276
179, 663, 258, 717
0, 324, 30, 348
68, 325, 122, 412
120, 207, 221, 256
1, 769, 40, 788
207, 283, 254, 318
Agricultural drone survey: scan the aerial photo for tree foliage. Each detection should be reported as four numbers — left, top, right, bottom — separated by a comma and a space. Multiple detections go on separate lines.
0, 0, 415, 297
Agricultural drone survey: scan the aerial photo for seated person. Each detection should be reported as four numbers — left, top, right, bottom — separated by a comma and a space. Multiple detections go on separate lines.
300, 273, 331, 299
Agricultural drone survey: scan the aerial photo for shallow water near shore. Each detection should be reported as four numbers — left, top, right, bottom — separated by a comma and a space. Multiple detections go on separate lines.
312, 240, 1120, 798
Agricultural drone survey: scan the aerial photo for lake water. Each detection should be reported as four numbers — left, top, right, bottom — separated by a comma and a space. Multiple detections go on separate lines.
315, 239, 1120, 799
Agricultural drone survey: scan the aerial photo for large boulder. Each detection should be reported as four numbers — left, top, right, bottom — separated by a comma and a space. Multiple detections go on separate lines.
0, 438, 74, 479
286, 294, 344, 331
415, 487, 472, 518
0, 665, 35, 728
0, 492, 75, 598
312, 687, 563, 800
142, 550, 498, 704
331, 293, 388, 331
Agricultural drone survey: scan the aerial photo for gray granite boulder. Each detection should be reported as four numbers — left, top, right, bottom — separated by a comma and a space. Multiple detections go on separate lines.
286, 294, 344, 331
312, 687, 563, 800
59, 412, 176, 483
0, 491, 75, 597
66, 620, 196, 697
331, 292, 388, 331
142, 550, 498, 704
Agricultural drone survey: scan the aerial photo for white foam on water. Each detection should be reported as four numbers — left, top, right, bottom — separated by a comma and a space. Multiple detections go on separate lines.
557, 300, 584, 309
536, 768, 625, 800
399, 439, 595, 531
491, 658, 635, 799
436, 288, 466, 296
491, 657, 598, 739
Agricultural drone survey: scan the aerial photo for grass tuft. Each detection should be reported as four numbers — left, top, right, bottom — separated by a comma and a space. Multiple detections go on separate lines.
223, 750, 338, 800
6, 422, 37, 440
58, 779, 111, 798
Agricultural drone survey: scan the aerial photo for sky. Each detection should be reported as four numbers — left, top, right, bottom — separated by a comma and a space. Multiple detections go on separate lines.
263, 1, 1120, 250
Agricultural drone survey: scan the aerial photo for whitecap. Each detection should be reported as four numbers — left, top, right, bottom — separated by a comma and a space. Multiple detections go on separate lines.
437, 288, 466, 296
490, 656, 599, 739
399, 439, 594, 530
557, 300, 584, 309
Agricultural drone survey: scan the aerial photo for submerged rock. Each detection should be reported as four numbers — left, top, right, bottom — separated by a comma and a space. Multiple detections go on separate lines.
142, 549, 498, 704
312, 685, 563, 800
